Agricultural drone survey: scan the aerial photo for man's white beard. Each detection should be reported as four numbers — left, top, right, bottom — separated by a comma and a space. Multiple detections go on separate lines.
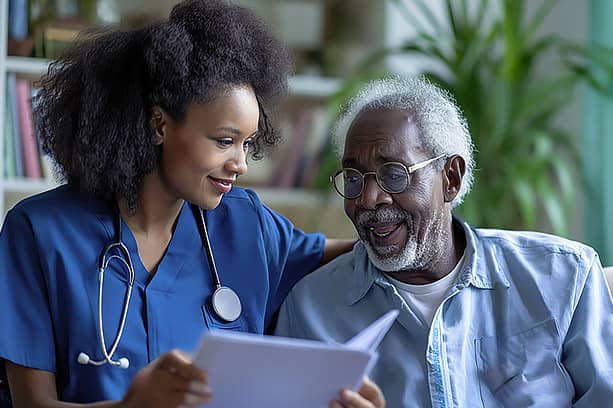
364, 235, 418, 272
362, 206, 448, 273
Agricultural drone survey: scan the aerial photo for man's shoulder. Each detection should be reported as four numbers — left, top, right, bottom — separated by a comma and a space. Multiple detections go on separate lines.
472, 227, 596, 261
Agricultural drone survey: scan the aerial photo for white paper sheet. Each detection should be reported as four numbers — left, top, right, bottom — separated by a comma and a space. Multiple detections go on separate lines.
192, 309, 399, 408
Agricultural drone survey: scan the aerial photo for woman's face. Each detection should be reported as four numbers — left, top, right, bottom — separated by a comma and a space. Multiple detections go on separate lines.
157, 86, 260, 209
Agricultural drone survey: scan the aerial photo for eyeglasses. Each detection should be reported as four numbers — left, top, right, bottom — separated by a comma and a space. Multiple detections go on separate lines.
330, 154, 446, 199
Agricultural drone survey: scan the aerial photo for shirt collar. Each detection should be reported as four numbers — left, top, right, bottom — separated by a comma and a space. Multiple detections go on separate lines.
343, 219, 510, 305
460, 220, 510, 290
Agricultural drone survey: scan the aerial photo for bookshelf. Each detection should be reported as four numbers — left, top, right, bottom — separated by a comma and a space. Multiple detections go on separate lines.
0, 0, 380, 237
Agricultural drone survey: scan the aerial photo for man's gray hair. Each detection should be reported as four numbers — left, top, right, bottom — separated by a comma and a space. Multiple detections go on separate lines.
332, 76, 475, 207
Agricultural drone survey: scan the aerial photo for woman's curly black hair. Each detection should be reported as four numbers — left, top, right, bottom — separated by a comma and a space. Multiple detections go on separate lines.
33, 0, 292, 209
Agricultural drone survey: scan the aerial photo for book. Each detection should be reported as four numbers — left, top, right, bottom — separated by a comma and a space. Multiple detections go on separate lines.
15, 79, 41, 179
269, 108, 313, 188
296, 106, 331, 188
7, 74, 24, 178
3, 90, 16, 179
192, 309, 399, 408
8, 0, 28, 39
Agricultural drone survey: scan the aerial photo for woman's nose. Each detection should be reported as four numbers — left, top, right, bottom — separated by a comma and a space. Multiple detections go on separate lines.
228, 147, 248, 176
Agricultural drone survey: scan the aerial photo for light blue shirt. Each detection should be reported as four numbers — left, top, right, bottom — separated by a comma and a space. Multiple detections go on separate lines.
275, 221, 613, 407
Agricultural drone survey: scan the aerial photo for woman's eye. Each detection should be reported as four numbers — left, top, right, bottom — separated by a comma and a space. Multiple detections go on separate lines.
217, 138, 233, 148
243, 138, 255, 151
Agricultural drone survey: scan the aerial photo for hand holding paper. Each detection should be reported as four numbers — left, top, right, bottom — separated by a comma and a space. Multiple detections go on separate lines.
191, 309, 399, 408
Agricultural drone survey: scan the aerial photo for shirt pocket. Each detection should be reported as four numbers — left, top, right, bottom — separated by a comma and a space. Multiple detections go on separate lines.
475, 318, 573, 407
201, 303, 247, 332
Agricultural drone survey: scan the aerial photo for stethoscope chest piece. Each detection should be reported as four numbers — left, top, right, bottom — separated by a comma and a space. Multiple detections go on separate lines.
211, 286, 242, 322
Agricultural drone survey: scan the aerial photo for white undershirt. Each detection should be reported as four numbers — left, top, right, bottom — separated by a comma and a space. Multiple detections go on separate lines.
385, 255, 465, 326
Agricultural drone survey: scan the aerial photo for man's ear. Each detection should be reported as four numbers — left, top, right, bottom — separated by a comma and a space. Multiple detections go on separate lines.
151, 106, 166, 145
442, 155, 465, 203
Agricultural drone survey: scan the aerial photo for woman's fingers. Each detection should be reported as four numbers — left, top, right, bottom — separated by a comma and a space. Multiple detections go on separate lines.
156, 350, 207, 382
123, 350, 212, 408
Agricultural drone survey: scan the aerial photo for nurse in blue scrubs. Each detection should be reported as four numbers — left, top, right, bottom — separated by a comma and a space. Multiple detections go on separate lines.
0, 1, 385, 407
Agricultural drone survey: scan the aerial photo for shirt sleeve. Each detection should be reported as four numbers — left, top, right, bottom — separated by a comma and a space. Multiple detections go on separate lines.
0, 208, 56, 372
561, 251, 613, 406
246, 190, 325, 326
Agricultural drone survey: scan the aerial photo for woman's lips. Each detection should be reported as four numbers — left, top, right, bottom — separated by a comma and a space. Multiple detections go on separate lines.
209, 176, 233, 194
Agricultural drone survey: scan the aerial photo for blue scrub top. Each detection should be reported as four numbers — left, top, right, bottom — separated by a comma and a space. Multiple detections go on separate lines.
0, 185, 325, 402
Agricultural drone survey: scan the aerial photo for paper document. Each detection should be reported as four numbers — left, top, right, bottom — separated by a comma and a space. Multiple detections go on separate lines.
192, 309, 399, 408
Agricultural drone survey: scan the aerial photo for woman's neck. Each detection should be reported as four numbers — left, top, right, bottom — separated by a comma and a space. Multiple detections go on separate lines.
117, 171, 185, 274
117, 170, 183, 236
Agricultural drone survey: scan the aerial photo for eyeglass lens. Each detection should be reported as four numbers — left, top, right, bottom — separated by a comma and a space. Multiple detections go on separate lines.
337, 163, 409, 198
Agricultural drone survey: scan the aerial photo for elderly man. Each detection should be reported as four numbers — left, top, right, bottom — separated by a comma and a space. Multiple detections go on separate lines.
274, 77, 613, 407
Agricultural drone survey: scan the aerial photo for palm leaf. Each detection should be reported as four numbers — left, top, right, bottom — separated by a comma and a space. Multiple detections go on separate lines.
522, 0, 560, 43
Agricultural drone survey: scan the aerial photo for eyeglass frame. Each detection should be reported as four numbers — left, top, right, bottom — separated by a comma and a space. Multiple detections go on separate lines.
330, 154, 447, 199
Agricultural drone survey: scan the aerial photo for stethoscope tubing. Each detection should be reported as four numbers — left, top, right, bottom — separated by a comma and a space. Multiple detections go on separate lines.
193, 205, 222, 289
97, 246, 134, 365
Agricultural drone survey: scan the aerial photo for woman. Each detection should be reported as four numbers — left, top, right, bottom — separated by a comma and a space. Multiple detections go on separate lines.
0, 1, 384, 407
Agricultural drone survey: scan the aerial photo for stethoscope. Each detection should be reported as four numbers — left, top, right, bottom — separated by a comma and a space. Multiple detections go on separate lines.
77, 203, 242, 369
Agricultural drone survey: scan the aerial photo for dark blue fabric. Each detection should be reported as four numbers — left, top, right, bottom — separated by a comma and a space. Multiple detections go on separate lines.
0, 185, 324, 402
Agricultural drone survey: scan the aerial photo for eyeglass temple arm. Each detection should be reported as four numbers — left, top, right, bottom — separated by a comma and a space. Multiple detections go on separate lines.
407, 154, 446, 173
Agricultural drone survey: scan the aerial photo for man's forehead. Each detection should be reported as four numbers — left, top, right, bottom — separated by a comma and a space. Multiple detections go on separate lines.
344, 108, 426, 154
349, 107, 415, 129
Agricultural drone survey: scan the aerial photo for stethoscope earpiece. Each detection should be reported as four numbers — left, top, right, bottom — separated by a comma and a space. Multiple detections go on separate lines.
77, 351, 130, 370
78, 203, 242, 369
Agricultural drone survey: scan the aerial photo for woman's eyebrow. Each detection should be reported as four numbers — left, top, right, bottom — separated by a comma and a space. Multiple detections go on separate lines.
216, 126, 242, 135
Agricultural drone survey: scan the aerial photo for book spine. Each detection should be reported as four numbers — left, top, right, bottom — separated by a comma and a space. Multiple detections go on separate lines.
15, 79, 41, 179
7, 74, 24, 178
4, 86, 16, 179
8, 0, 29, 39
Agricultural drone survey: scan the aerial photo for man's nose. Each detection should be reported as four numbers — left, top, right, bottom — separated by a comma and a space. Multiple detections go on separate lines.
355, 174, 392, 209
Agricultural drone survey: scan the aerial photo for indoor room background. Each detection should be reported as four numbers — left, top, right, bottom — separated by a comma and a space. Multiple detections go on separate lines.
1, 0, 612, 264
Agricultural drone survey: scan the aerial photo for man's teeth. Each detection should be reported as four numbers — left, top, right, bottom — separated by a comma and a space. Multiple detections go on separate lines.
368, 226, 393, 237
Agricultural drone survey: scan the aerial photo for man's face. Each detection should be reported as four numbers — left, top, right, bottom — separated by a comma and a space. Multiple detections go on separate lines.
342, 108, 450, 272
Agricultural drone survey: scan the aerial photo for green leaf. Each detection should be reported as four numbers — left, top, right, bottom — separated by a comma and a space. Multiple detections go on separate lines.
551, 158, 576, 218
392, 0, 446, 37
445, 0, 459, 38
522, 0, 560, 44
539, 180, 569, 236
512, 178, 537, 229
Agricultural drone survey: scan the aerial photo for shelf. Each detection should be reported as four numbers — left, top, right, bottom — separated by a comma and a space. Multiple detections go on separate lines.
3, 179, 58, 193
288, 75, 343, 98
5, 57, 343, 98
5, 56, 50, 75
252, 187, 340, 208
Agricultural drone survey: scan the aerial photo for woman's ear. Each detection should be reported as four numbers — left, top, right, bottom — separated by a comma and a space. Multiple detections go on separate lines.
151, 106, 166, 145
442, 155, 466, 203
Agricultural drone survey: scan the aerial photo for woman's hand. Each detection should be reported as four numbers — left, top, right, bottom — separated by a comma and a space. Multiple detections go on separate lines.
329, 377, 385, 408
121, 350, 211, 408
